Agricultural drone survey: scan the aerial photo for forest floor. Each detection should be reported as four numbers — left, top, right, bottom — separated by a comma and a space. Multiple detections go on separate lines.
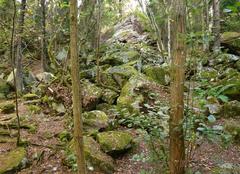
0, 88, 239, 173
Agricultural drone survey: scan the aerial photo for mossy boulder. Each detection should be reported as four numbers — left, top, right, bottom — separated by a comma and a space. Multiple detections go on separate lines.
0, 102, 15, 114
81, 79, 102, 111
235, 60, 240, 71
222, 100, 240, 118
199, 68, 218, 81
100, 50, 139, 66
23, 93, 39, 101
96, 131, 133, 155
83, 110, 110, 135
0, 147, 27, 174
221, 32, 240, 48
143, 65, 170, 85
224, 120, 240, 143
117, 74, 152, 113
101, 65, 138, 88
102, 89, 119, 105
214, 54, 239, 65
69, 136, 115, 174
0, 79, 10, 99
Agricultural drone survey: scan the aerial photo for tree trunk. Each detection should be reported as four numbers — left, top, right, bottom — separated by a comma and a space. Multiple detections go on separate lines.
41, 0, 49, 71
15, 0, 26, 93
212, 0, 221, 52
11, 0, 21, 146
169, 0, 186, 173
69, 0, 87, 174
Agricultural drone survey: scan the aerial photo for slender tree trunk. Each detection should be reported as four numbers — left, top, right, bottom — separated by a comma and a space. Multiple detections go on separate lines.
96, 0, 101, 84
69, 0, 87, 174
11, 0, 21, 146
169, 0, 186, 173
15, 0, 26, 93
41, 0, 49, 71
212, 0, 220, 52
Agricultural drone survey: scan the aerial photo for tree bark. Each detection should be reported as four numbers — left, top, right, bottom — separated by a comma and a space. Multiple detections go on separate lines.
11, 0, 21, 146
212, 0, 221, 52
41, 0, 50, 71
70, 0, 87, 174
15, 0, 26, 93
169, 0, 186, 173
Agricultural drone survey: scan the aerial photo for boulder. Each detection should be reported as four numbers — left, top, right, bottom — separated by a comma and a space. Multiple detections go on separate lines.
0, 102, 15, 114
222, 100, 240, 118
235, 60, 240, 71
205, 96, 222, 115
36, 72, 55, 84
224, 120, 240, 144
6, 69, 16, 87
102, 89, 119, 105
69, 136, 115, 174
23, 93, 39, 101
100, 50, 139, 66
81, 80, 102, 111
0, 147, 27, 173
143, 65, 170, 85
117, 74, 152, 113
96, 131, 133, 155
104, 65, 138, 88
23, 71, 37, 87
0, 79, 10, 99
83, 110, 110, 135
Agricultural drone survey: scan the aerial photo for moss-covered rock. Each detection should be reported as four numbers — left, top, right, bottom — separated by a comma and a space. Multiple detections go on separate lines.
0, 102, 15, 114
224, 120, 240, 143
96, 131, 133, 155
221, 32, 240, 48
235, 60, 240, 71
83, 110, 110, 135
222, 100, 240, 118
199, 68, 218, 81
0, 79, 10, 99
0, 147, 27, 174
143, 65, 170, 85
100, 50, 139, 66
117, 74, 151, 113
81, 79, 102, 111
23, 93, 39, 101
102, 89, 119, 105
102, 65, 138, 88
69, 136, 115, 174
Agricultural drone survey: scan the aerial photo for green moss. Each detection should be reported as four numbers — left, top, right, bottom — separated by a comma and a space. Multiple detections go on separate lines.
23, 93, 38, 101
27, 104, 41, 114
117, 74, 150, 113
143, 65, 170, 85
222, 100, 240, 118
83, 110, 109, 135
224, 120, 240, 143
0, 102, 15, 114
69, 136, 115, 174
96, 131, 133, 154
102, 89, 119, 104
0, 79, 10, 98
0, 147, 26, 174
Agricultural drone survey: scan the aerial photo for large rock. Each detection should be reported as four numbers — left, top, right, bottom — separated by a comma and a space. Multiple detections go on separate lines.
36, 72, 55, 84
69, 136, 115, 174
103, 65, 138, 88
0, 102, 15, 114
224, 120, 240, 144
96, 131, 133, 155
102, 89, 119, 105
222, 100, 240, 118
83, 110, 110, 135
6, 69, 16, 87
143, 65, 170, 85
81, 80, 102, 111
0, 79, 10, 99
100, 49, 139, 66
0, 147, 27, 173
117, 74, 152, 113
